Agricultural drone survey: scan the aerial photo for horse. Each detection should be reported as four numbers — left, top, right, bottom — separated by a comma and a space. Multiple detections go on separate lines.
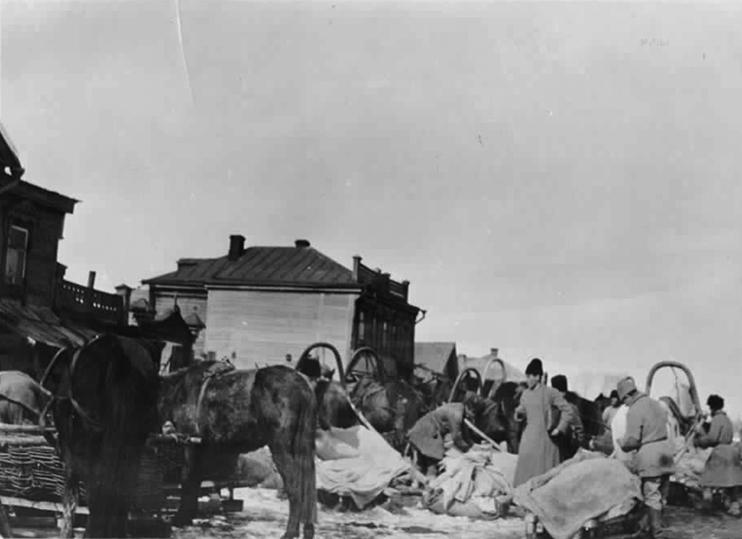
565, 390, 607, 441
411, 371, 454, 411
41, 334, 162, 538
158, 360, 317, 539
0, 370, 52, 425
462, 381, 525, 453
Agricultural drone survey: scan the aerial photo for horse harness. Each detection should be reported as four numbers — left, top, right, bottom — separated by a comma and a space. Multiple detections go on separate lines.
193, 360, 235, 437
39, 337, 106, 433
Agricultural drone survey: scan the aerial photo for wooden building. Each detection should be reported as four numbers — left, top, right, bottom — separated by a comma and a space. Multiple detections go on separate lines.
142, 235, 422, 377
414, 342, 459, 382
0, 124, 192, 375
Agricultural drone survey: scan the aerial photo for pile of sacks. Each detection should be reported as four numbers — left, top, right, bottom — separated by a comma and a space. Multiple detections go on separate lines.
423, 443, 517, 519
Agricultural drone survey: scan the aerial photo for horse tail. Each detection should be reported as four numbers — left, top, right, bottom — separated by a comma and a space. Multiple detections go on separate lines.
292, 375, 318, 524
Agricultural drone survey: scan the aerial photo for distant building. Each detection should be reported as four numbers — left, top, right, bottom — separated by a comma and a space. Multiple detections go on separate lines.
414, 341, 458, 382
457, 348, 527, 396
140, 235, 422, 375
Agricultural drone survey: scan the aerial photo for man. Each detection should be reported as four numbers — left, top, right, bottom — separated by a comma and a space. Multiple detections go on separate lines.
602, 390, 621, 427
550, 374, 585, 461
617, 376, 674, 538
407, 402, 473, 476
694, 394, 742, 516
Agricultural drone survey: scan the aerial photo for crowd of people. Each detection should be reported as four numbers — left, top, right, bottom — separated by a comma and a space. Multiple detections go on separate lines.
512, 357, 742, 538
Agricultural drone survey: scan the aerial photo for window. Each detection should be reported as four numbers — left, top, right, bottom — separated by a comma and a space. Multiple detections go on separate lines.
5, 225, 29, 285
358, 311, 365, 342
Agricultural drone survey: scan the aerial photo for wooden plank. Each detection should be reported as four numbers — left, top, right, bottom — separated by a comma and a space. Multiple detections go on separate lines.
0, 424, 56, 434
0, 435, 49, 446
0, 496, 89, 515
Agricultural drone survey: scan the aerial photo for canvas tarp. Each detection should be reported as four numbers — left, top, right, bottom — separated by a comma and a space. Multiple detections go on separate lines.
514, 451, 642, 539
315, 425, 410, 509
423, 443, 518, 519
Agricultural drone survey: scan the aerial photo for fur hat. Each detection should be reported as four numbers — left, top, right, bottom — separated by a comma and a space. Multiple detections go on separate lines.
525, 357, 544, 377
616, 376, 637, 401
551, 374, 568, 393
707, 394, 724, 411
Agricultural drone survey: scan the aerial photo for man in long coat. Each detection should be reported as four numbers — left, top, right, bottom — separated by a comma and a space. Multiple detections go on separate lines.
617, 376, 674, 538
513, 358, 574, 486
694, 394, 742, 516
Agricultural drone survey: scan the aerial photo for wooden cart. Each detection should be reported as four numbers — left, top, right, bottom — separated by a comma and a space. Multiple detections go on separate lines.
0, 423, 201, 537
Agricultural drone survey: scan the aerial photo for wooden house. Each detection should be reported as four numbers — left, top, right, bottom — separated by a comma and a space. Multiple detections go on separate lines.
0, 124, 192, 375
141, 235, 422, 377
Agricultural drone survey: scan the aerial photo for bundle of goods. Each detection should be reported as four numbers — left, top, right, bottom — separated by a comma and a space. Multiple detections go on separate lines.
423, 443, 517, 520
514, 451, 642, 539
315, 425, 411, 509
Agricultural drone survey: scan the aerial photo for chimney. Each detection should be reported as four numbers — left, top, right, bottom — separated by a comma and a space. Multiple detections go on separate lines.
490, 348, 499, 358
401, 280, 409, 300
352, 255, 362, 282
87, 271, 96, 289
228, 235, 245, 261
294, 239, 310, 248
115, 284, 133, 310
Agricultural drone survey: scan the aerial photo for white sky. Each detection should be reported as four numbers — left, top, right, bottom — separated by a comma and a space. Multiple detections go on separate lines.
3, 1, 742, 415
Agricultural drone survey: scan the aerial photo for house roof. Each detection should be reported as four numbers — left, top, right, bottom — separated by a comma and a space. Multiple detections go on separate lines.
143, 245, 359, 289
0, 299, 97, 348
0, 122, 23, 172
414, 342, 457, 375
0, 176, 78, 214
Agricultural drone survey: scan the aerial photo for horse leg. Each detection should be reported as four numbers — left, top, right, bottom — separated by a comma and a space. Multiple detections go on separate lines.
269, 435, 317, 539
172, 446, 200, 526
60, 470, 79, 538
269, 442, 302, 539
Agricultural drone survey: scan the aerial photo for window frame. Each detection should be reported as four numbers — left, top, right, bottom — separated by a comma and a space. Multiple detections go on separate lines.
5, 224, 29, 286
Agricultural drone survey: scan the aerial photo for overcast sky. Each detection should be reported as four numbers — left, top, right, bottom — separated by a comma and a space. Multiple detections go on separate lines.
3, 1, 742, 414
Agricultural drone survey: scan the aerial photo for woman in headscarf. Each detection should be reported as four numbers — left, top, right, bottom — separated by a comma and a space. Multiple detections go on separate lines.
694, 394, 742, 516
513, 358, 574, 486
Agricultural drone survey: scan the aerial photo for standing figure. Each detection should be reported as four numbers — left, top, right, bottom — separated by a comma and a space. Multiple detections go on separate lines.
550, 374, 585, 462
513, 358, 574, 486
694, 394, 742, 516
617, 376, 674, 538
602, 390, 621, 427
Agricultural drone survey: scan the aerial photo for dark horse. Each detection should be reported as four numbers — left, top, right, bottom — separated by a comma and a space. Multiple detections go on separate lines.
41, 334, 162, 538
158, 360, 317, 539
462, 381, 525, 453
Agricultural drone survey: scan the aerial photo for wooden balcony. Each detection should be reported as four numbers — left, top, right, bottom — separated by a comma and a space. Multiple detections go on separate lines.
55, 279, 124, 326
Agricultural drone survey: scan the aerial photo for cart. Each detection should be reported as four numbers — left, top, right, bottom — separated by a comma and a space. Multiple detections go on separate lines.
448, 356, 512, 403
0, 423, 200, 537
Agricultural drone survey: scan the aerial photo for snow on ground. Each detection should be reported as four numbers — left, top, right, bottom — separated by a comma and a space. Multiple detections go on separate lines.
172, 487, 525, 539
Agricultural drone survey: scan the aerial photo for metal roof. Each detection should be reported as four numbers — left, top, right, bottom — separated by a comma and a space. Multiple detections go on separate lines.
0, 299, 97, 348
143, 245, 358, 289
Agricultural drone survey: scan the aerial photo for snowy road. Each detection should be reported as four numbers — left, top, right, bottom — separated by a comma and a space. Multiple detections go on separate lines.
172, 488, 524, 539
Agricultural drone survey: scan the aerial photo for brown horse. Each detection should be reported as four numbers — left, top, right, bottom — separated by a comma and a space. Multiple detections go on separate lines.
42, 334, 162, 538
158, 360, 317, 539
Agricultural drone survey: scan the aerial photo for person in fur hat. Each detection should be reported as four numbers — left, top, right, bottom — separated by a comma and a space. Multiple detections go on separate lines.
513, 358, 574, 486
